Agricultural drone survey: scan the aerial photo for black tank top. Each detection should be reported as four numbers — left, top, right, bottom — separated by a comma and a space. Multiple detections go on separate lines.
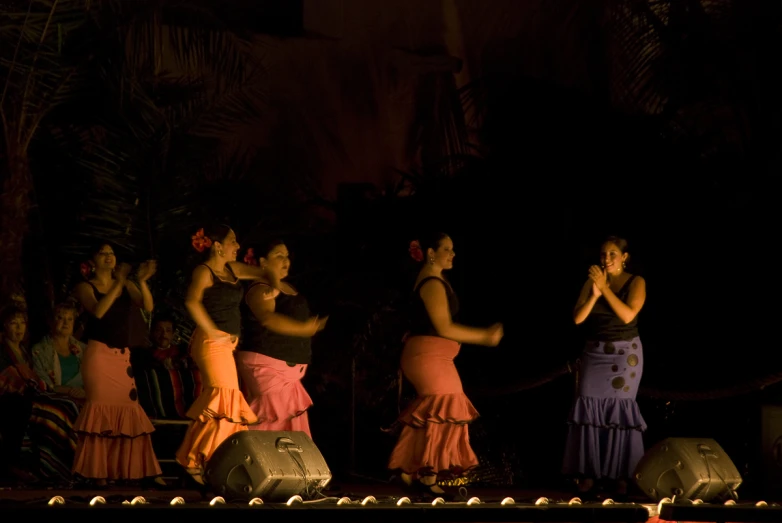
585, 274, 640, 342
84, 282, 147, 349
239, 282, 312, 364
200, 264, 243, 336
408, 276, 459, 337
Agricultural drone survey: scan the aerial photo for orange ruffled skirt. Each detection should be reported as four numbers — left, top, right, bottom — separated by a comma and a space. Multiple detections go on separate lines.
72, 340, 162, 479
176, 330, 258, 473
388, 335, 479, 479
236, 351, 313, 438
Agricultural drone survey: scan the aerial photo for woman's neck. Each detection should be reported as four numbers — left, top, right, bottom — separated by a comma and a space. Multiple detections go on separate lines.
207, 257, 227, 273
4, 339, 21, 352
93, 268, 113, 285
51, 334, 72, 355
607, 270, 624, 283
52, 333, 70, 345
420, 265, 443, 278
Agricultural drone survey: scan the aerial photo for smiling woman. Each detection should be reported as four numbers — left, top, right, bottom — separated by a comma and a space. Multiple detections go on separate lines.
70, 242, 163, 486
175, 224, 268, 485
235, 239, 328, 439
31, 300, 87, 399
563, 235, 648, 499
388, 231, 504, 500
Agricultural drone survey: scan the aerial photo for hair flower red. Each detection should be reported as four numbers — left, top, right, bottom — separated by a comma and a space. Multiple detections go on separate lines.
243, 248, 258, 266
408, 240, 424, 262
80, 261, 94, 279
191, 228, 213, 253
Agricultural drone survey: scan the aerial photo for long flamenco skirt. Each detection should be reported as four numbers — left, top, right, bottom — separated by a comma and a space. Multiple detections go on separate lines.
235, 351, 313, 438
176, 330, 258, 473
72, 340, 162, 479
388, 336, 479, 479
562, 337, 647, 480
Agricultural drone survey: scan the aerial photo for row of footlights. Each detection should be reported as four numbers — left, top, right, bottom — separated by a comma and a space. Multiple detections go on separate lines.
47, 495, 599, 507
656, 497, 773, 513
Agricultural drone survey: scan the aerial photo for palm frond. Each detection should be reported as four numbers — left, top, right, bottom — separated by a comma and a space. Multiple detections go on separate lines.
32, 0, 275, 264
405, 69, 471, 171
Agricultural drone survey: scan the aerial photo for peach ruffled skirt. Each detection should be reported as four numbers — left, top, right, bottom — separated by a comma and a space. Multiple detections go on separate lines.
388, 336, 479, 479
176, 330, 258, 473
72, 340, 162, 479
236, 351, 313, 437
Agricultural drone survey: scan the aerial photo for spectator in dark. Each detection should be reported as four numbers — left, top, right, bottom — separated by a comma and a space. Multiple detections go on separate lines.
132, 314, 193, 370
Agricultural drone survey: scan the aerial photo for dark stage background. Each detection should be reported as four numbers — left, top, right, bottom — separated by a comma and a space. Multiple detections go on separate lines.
1, 0, 780, 501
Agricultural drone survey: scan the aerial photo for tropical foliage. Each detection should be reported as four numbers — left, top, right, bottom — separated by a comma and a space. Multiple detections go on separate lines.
1, 1, 318, 308
0, 0, 96, 302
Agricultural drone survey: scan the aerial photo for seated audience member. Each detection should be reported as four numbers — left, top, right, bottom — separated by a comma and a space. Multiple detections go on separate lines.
0, 305, 80, 485
31, 300, 87, 402
132, 314, 193, 370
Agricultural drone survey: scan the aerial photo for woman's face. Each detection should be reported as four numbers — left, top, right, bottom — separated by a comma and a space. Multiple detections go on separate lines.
216, 230, 240, 262
92, 244, 117, 271
600, 242, 628, 275
3, 314, 26, 344
262, 243, 290, 281
53, 308, 75, 338
429, 236, 455, 270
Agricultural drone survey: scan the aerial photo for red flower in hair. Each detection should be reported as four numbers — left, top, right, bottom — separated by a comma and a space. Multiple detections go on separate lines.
80, 261, 94, 279
191, 228, 213, 253
408, 240, 424, 262
243, 248, 258, 266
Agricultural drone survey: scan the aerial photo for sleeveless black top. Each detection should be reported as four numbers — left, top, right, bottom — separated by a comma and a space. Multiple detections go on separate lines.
240, 282, 312, 364
408, 276, 460, 337
84, 282, 147, 349
201, 264, 244, 336
585, 274, 640, 342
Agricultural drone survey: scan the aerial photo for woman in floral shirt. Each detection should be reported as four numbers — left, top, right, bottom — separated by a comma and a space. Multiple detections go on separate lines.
31, 301, 86, 401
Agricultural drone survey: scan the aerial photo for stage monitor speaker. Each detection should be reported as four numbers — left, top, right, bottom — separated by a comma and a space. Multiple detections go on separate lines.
633, 437, 742, 502
203, 430, 331, 501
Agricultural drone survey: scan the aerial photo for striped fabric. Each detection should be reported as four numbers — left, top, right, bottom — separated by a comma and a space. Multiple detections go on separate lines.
2, 342, 79, 484
21, 392, 80, 482
134, 366, 203, 419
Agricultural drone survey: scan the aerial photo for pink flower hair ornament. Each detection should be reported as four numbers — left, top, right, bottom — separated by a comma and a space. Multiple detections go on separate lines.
408, 240, 424, 262
243, 248, 258, 266
80, 261, 94, 279
191, 228, 213, 253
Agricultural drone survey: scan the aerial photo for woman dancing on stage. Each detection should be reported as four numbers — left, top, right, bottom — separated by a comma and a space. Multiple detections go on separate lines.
236, 240, 327, 438
562, 235, 647, 498
175, 224, 266, 485
71, 243, 162, 485
388, 232, 504, 498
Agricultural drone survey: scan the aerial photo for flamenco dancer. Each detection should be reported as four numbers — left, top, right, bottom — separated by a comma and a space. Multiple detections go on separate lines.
175, 225, 267, 485
388, 232, 503, 498
236, 240, 327, 438
563, 235, 647, 498
70, 242, 163, 486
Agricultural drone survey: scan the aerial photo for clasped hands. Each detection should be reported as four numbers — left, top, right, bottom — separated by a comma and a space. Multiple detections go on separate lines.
588, 265, 609, 296
136, 260, 158, 282
113, 260, 156, 283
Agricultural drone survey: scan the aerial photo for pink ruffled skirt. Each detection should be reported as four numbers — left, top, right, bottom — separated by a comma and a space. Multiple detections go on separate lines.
72, 340, 162, 479
176, 330, 258, 473
388, 336, 479, 479
236, 351, 313, 437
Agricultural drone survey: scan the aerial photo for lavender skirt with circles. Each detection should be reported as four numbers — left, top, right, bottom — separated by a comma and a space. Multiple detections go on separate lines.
562, 337, 647, 480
